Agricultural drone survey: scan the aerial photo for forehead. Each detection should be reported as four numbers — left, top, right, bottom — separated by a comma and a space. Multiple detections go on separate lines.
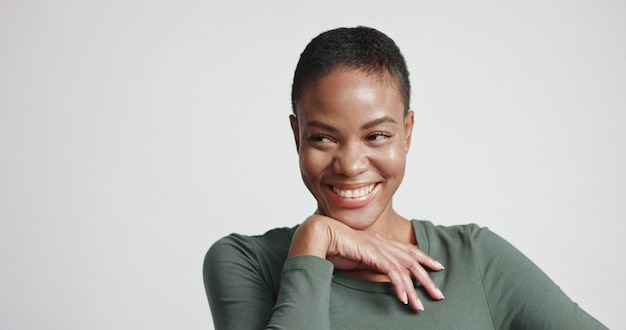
296, 68, 405, 123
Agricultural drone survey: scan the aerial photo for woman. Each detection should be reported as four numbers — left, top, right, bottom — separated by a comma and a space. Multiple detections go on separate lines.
204, 26, 606, 329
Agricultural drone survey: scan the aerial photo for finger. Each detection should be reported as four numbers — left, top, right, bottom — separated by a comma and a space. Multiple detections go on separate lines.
369, 246, 425, 312
389, 241, 444, 271
384, 263, 424, 312
402, 270, 425, 312
360, 237, 434, 308
406, 259, 445, 301
387, 242, 445, 301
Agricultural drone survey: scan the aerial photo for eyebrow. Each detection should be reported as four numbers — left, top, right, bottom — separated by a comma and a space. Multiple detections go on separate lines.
304, 116, 399, 132
361, 116, 398, 129
305, 120, 338, 132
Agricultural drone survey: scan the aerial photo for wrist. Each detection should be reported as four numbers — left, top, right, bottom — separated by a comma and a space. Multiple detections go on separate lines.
288, 215, 332, 259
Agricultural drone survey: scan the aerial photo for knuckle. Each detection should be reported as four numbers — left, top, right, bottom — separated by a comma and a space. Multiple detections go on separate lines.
386, 265, 404, 277
407, 263, 430, 278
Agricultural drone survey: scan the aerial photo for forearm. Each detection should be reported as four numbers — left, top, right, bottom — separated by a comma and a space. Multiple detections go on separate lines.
267, 256, 334, 330
475, 228, 608, 329
205, 232, 335, 330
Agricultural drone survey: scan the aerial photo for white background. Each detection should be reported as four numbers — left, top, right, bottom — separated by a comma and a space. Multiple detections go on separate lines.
1, 1, 624, 329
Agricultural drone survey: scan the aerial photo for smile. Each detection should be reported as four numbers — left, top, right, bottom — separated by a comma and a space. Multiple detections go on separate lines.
331, 184, 376, 198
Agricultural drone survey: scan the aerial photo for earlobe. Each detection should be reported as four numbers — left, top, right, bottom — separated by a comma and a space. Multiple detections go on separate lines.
289, 114, 300, 153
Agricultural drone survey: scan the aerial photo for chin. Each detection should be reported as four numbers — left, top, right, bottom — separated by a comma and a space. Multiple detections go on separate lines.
323, 207, 382, 230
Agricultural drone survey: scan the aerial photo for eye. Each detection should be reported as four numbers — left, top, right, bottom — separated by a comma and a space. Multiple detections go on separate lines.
367, 131, 392, 141
307, 134, 334, 143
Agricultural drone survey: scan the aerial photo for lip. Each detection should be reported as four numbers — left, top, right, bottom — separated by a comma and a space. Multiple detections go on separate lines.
324, 183, 380, 209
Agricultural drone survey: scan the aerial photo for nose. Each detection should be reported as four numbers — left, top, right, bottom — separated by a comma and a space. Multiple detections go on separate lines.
333, 143, 369, 177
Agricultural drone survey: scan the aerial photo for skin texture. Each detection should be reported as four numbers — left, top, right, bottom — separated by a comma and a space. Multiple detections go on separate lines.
288, 68, 445, 311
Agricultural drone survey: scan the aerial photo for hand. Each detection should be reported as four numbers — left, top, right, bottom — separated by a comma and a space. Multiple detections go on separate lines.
288, 215, 445, 312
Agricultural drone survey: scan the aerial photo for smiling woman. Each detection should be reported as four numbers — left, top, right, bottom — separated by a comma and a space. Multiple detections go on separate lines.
291, 68, 412, 232
203, 26, 607, 329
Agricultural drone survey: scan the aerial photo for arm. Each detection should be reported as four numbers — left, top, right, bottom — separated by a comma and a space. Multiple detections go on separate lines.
204, 234, 334, 330
290, 215, 445, 311
204, 216, 444, 329
473, 227, 607, 329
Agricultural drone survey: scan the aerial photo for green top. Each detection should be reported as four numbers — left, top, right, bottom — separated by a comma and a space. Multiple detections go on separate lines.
204, 220, 606, 329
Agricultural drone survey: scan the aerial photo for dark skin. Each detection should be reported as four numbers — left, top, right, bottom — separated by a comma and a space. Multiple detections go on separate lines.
288, 67, 445, 312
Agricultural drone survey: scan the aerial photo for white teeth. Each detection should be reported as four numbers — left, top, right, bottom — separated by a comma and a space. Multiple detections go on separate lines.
332, 184, 376, 198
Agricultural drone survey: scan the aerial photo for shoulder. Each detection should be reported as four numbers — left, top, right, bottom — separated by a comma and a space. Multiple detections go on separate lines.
415, 219, 535, 273
204, 226, 297, 292
413, 219, 517, 263
206, 226, 297, 266
414, 219, 500, 246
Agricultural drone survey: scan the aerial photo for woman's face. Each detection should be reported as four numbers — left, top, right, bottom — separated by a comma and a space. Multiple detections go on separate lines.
291, 68, 414, 231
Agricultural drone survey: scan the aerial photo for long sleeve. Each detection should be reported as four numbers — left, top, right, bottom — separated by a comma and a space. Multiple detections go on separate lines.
205, 222, 608, 329
267, 256, 333, 329
472, 227, 607, 329
204, 234, 334, 329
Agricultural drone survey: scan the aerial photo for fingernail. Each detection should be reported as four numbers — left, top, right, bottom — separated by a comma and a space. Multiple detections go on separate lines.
416, 298, 425, 311
435, 260, 445, 269
402, 292, 408, 305
437, 288, 445, 300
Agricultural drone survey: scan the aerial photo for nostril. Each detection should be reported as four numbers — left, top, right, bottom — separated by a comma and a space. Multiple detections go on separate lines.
333, 152, 368, 177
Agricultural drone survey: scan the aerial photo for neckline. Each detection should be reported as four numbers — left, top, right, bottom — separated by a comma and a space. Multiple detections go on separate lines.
331, 219, 430, 293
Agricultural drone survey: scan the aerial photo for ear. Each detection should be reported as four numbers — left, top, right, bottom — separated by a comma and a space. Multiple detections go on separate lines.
403, 111, 414, 153
289, 114, 300, 153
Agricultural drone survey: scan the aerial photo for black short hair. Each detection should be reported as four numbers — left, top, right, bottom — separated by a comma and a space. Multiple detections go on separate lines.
291, 26, 411, 115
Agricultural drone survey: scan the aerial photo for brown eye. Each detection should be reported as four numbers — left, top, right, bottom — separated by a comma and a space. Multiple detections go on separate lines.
308, 134, 333, 143
367, 132, 391, 141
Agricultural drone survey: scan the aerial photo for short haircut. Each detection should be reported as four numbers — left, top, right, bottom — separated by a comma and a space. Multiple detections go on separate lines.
291, 26, 411, 115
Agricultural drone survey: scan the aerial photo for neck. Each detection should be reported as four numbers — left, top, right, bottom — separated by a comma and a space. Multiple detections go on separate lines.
368, 211, 415, 244
338, 217, 418, 283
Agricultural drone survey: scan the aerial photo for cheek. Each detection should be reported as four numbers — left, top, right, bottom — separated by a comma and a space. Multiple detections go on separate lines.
372, 145, 406, 177
299, 149, 331, 182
